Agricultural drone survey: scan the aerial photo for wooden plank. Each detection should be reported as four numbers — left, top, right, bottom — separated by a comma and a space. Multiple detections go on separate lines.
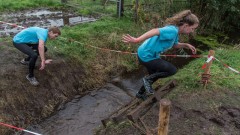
127, 80, 177, 122
101, 98, 140, 126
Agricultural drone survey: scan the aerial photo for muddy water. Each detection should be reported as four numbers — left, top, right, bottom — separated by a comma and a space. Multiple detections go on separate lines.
19, 69, 146, 135
0, 8, 97, 37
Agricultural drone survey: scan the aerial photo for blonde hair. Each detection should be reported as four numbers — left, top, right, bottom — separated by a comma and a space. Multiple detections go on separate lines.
48, 26, 61, 35
166, 10, 199, 26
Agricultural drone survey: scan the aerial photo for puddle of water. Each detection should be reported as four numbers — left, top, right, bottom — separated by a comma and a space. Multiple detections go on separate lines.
0, 9, 97, 37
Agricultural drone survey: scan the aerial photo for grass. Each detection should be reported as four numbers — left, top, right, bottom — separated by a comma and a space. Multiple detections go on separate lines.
0, 0, 61, 12
48, 16, 144, 72
160, 48, 240, 97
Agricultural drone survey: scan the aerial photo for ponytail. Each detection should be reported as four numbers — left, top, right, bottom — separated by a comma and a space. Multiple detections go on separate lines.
166, 10, 199, 26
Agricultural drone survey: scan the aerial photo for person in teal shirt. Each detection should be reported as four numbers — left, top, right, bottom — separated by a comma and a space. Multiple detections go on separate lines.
13, 26, 61, 86
122, 10, 199, 100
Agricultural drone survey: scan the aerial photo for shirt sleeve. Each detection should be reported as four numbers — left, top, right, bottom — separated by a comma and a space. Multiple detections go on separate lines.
36, 29, 47, 42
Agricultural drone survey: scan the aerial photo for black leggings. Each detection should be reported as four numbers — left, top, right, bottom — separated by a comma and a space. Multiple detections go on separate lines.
138, 56, 177, 81
13, 42, 47, 77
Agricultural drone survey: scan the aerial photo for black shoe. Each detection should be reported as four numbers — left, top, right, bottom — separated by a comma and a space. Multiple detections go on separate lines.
143, 77, 154, 95
20, 59, 29, 65
136, 92, 147, 100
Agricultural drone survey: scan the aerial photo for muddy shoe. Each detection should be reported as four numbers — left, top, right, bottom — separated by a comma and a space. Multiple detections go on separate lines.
143, 77, 154, 95
26, 74, 39, 86
136, 92, 147, 100
20, 59, 29, 65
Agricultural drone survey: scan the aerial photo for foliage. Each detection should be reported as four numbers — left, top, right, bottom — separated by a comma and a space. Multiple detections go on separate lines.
189, 0, 240, 32
193, 35, 230, 49
130, 0, 189, 28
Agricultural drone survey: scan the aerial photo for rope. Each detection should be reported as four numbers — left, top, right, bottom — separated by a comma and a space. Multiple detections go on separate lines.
202, 56, 240, 75
0, 122, 42, 135
0, 21, 26, 29
214, 57, 240, 74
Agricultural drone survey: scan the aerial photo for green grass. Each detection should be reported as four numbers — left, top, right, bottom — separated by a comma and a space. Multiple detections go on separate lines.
160, 48, 240, 92
48, 16, 144, 71
0, 0, 61, 11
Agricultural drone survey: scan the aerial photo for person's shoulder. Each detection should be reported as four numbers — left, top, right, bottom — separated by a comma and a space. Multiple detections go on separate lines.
160, 25, 178, 33
164, 25, 178, 30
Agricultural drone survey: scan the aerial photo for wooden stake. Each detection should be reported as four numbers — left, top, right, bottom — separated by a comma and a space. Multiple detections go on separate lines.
158, 99, 171, 135
202, 50, 215, 88
204, 50, 215, 74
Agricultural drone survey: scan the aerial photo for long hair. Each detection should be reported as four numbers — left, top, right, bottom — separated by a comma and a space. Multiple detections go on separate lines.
166, 10, 199, 26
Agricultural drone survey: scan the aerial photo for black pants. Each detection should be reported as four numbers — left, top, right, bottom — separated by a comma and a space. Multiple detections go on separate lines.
138, 56, 177, 93
13, 42, 47, 77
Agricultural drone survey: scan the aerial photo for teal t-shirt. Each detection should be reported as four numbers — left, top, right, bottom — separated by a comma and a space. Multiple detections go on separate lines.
13, 27, 48, 44
137, 25, 179, 62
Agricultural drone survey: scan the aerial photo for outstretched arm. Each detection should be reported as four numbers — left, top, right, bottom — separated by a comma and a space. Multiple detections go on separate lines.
122, 28, 160, 44
174, 42, 196, 54
38, 39, 46, 70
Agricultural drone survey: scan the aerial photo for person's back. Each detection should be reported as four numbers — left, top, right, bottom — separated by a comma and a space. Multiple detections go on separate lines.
13, 27, 48, 44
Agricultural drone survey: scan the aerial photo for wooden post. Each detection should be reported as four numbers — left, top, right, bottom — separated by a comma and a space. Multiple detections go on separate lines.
202, 50, 215, 88
204, 50, 215, 74
134, 0, 139, 23
61, 0, 67, 3
158, 99, 171, 135
117, 0, 124, 17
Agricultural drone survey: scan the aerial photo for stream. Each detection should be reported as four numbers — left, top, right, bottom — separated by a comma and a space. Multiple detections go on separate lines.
20, 69, 145, 135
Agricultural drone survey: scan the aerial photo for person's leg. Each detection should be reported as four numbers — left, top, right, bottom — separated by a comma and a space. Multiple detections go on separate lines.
13, 42, 39, 85
136, 86, 148, 100
140, 58, 177, 94
24, 44, 48, 61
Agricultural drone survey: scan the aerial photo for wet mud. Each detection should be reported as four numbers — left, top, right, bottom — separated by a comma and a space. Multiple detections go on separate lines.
0, 8, 96, 37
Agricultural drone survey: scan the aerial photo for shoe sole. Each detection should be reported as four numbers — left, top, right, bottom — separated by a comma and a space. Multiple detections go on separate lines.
21, 62, 29, 65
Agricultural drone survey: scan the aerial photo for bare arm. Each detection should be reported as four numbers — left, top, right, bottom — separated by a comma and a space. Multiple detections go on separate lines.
38, 39, 45, 70
122, 28, 160, 44
173, 42, 196, 54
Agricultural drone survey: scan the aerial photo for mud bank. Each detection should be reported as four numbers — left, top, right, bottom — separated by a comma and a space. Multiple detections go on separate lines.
0, 42, 95, 135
